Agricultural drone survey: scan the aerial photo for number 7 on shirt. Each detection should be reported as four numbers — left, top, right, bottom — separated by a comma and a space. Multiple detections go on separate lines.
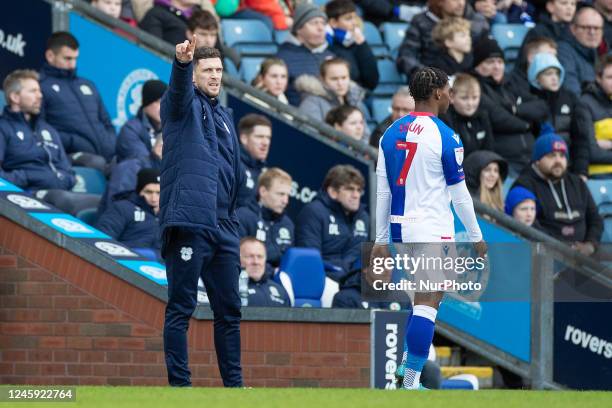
395, 141, 418, 186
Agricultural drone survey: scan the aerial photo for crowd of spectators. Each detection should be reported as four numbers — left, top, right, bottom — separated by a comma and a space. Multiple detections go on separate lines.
1, 0, 611, 309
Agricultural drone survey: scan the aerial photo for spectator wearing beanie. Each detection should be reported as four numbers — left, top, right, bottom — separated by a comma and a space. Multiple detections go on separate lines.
275, 2, 335, 105
528, 53, 590, 178
99, 133, 163, 215
505, 186, 539, 228
96, 168, 162, 254
513, 131, 602, 255
472, 37, 548, 175
116, 79, 167, 162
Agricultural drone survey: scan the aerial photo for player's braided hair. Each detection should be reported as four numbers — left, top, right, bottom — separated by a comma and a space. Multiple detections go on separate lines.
408, 67, 449, 102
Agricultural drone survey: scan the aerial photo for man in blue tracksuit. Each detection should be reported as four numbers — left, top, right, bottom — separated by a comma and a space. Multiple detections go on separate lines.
0, 69, 98, 215
240, 238, 290, 307
39, 32, 116, 170
160, 38, 243, 387
116, 80, 167, 162
236, 168, 294, 270
236, 114, 271, 208
295, 164, 369, 308
99, 134, 162, 215
96, 168, 161, 253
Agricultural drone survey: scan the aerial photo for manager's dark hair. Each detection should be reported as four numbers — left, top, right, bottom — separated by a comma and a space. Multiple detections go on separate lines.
47, 31, 79, 52
193, 46, 222, 63
408, 67, 448, 102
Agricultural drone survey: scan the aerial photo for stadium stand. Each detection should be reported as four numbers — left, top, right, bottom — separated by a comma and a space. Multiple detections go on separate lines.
362, 21, 389, 58
380, 22, 408, 56
373, 58, 405, 96
239, 56, 266, 84
71, 166, 107, 195
491, 23, 530, 68
275, 247, 328, 308
221, 19, 277, 57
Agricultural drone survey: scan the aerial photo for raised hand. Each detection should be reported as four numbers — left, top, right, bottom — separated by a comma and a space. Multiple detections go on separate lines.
176, 35, 197, 64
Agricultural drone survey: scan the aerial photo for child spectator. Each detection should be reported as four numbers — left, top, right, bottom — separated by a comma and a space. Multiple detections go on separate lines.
582, 55, 612, 175
186, 9, 240, 69
397, 0, 489, 77
239, 238, 290, 307
505, 186, 538, 227
251, 58, 290, 105
464, 150, 508, 213
520, 0, 576, 53
236, 168, 294, 269
325, 105, 367, 143
116, 79, 166, 163
510, 36, 558, 96
430, 17, 473, 75
40, 32, 116, 171
296, 58, 370, 127
275, 2, 335, 105
96, 168, 161, 254
325, 0, 379, 90
528, 53, 590, 178
370, 87, 415, 148
439, 73, 494, 158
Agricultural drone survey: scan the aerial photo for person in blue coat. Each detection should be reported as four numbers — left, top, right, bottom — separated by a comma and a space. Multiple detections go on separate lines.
116, 80, 166, 162
160, 39, 243, 387
99, 134, 162, 215
236, 113, 271, 209
236, 168, 294, 270
0, 69, 98, 215
240, 237, 290, 307
96, 168, 161, 253
39, 32, 116, 170
295, 164, 369, 308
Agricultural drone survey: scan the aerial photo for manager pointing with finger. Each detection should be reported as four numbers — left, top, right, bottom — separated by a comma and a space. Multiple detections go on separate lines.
160, 36, 244, 387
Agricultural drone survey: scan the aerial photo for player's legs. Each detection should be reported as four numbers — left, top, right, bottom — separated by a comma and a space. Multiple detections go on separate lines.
402, 291, 444, 389
201, 219, 243, 387
163, 227, 212, 386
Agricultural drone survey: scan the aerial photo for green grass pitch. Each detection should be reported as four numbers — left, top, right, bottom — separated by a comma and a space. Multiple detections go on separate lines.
8, 387, 612, 408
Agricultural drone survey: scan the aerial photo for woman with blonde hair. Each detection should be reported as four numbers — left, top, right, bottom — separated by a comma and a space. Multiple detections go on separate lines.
464, 150, 508, 213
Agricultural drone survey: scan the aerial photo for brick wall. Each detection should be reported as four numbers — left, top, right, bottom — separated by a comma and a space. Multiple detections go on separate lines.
0, 217, 370, 387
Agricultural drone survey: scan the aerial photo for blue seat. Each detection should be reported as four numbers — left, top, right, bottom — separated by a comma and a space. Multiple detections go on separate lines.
373, 59, 405, 96
275, 248, 326, 308
0, 91, 5, 112
72, 166, 106, 195
491, 23, 530, 63
76, 207, 98, 226
381, 22, 408, 53
221, 19, 276, 56
587, 179, 612, 215
274, 29, 290, 44
363, 21, 389, 58
239, 57, 265, 84
224, 58, 238, 77
371, 97, 392, 123
603, 218, 612, 243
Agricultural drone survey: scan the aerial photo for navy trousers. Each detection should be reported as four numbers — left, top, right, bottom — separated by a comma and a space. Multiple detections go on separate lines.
163, 220, 242, 387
